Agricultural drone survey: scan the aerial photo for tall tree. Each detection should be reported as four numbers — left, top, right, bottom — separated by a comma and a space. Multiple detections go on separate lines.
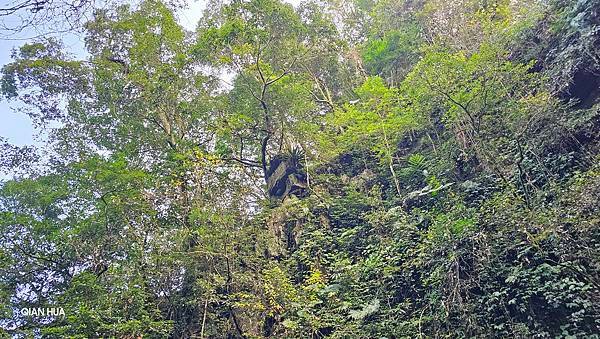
195, 0, 349, 199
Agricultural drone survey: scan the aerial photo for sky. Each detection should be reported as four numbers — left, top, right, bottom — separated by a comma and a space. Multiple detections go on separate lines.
0, 0, 207, 147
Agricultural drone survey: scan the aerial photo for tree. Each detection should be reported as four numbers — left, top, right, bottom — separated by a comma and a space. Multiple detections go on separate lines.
0, 0, 187, 38
1, 0, 599, 337
195, 0, 347, 199
0, 0, 96, 36
0, 1, 253, 336
403, 40, 559, 204
330, 76, 424, 195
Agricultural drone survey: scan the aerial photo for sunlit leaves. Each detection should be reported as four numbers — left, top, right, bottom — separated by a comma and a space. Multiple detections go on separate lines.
331, 76, 422, 157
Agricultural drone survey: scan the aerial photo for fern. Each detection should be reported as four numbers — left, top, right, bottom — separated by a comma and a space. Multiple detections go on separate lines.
407, 153, 426, 170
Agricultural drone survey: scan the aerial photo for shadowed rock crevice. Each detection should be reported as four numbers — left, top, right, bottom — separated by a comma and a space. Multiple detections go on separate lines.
265, 148, 308, 200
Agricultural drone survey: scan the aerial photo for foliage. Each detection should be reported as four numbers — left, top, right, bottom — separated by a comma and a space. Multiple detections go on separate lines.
0, 0, 599, 337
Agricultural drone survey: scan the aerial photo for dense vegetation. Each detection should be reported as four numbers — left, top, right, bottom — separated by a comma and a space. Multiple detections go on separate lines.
1, 0, 599, 337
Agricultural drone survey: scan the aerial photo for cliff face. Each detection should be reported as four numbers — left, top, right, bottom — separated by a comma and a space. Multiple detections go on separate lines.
258, 2, 600, 337
1, 0, 599, 338
266, 154, 308, 200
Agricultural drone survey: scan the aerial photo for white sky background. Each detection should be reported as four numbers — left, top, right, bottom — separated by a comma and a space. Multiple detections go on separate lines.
0, 0, 301, 149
